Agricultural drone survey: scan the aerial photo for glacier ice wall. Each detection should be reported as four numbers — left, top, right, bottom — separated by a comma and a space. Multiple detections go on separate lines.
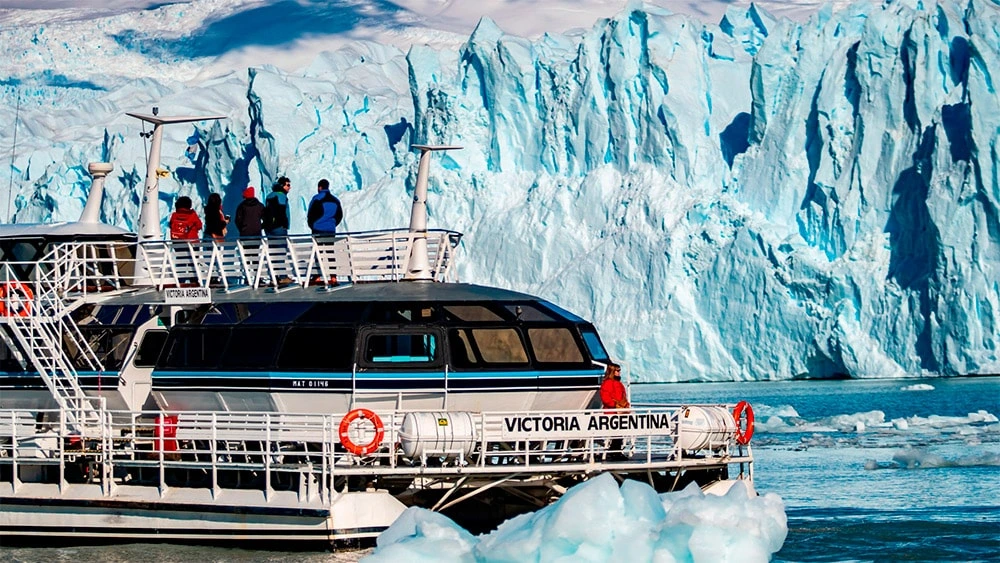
1, 0, 998, 381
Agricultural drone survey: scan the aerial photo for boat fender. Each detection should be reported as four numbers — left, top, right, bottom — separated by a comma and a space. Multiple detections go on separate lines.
339, 408, 385, 457
0, 281, 33, 317
733, 400, 754, 445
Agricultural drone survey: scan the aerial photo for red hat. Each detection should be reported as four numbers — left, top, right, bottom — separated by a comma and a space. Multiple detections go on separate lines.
243, 186, 255, 198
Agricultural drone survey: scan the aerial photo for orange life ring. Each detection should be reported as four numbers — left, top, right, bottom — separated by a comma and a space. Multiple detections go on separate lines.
338, 408, 385, 456
0, 282, 33, 317
733, 400, 755, 445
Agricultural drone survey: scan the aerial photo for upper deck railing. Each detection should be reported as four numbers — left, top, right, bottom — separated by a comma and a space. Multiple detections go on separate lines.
0, 229, 462, 306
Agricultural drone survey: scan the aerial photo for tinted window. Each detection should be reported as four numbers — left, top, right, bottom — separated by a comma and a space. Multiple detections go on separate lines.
527, 328, 585, 363
73, 327, 135, 370
222, 327, 283, 370
505, 303, 557, 321
368, 304, 438, 324
449, 328, 528, 367
296, 302, 369, 324
443, 305, 503, 322
580, 328, 609, 362
134, 330, 168, 367
365, 332, 438, 364
278, 327, 356, 371
0, 338, 27, 372
161, 328, 230, 369
243, 302, 313, 324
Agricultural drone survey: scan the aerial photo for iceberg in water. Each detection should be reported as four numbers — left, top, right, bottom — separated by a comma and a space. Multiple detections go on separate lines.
365, 473, 788, 562
1, 0, 998, 381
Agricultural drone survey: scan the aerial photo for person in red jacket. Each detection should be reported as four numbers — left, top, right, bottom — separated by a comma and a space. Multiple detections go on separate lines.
600, 363, 629, 410
169, 196, 202, 285
600, 363, 629, 461
169, 196, 202, 240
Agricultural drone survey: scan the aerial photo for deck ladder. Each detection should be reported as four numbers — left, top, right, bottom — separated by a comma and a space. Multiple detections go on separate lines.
1, 255, 105, 432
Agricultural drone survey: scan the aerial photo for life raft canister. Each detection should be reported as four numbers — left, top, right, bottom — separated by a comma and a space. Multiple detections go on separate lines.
732, 400, 755, 445
338, 408, 385, 456
0, 281, 34, 317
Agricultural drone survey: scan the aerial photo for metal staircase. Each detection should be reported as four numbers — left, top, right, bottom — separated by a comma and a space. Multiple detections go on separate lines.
1, 247, 106, 432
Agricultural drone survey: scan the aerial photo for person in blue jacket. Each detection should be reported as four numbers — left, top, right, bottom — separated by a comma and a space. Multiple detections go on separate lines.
307, 178, 344, 235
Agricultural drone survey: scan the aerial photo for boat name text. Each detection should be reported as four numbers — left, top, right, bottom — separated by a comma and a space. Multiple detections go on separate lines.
499, 413, 671, 438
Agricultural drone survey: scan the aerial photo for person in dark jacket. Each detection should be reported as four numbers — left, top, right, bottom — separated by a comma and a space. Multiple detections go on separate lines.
204, 193, 229, 242
262, 177, 291, 236
234, 186, 264, 237
307, 178, 344, 235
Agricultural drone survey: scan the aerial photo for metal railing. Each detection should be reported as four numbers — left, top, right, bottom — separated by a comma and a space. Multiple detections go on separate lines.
0, 404, 753, 504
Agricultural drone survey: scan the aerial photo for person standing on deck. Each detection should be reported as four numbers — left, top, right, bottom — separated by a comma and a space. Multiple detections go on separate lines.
263, 177, 291, 237
235, 186, 264, 237
600, 363, 629, 411
307, 179, 344, 236
169, 196, 202, 240
600, 363, 629, 461
203, 193, 229, 242
262, 177, 293, 285
168, 196, 202, 285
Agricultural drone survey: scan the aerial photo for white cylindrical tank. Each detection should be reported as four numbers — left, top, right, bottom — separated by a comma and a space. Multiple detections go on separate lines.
678, 406, 738, 450
399, 411, 478, 460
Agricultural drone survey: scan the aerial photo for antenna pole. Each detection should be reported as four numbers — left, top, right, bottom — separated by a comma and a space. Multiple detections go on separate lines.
138, 122, 165, 239
127, 111, 225, 240
406, 144, 461, 281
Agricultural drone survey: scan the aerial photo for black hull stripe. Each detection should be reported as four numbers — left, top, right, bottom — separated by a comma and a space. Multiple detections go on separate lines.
0, 525, 384, 538
0, 496, 328, 517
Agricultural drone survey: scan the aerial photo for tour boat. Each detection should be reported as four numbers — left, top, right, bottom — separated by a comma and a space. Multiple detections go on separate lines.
0, 111, 756, 543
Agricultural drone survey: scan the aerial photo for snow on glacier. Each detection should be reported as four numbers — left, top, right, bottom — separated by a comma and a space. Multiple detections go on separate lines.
1, 0, 998, 381
364, 473, 788, 563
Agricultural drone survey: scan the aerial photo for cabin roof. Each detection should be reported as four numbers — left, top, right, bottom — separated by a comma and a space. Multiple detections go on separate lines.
0, 222, 135, 240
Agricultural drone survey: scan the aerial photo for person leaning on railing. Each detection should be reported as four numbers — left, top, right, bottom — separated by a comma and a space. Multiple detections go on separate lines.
600, 363, 630, 461
600, 363, 629, 411
234, 186, 263, 237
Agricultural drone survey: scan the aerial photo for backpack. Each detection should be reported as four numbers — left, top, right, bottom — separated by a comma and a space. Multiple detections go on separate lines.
262, 193, 282, 230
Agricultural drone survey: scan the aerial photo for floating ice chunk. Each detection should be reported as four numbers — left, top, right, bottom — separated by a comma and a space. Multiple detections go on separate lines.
366, 506, 478, 563
900, 383, 935, 391
854, 420, 865, 432
367, 474, 787, 562
891, 418, 909, 430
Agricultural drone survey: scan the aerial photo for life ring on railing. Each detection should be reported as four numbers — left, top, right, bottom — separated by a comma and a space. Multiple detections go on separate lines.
732, 400, 755, 445
338, 408, 385, 456
0, 281, 33, 317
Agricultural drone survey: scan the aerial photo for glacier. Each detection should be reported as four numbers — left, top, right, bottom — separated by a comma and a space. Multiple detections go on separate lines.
0, 0, 998, 381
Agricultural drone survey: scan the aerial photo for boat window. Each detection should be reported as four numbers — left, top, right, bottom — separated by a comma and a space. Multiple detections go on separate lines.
277, 327, 356, 371
0, 338, 27, 373
442, 305, 504, 322
134, 330, 168, 368
368, 304, 438, 324
580, 328, 609, 362
365, 332, 438, 364
449, 330, 478, 367
221, 327, 284, 370
449, 328, 528, 367
161, 327, 230, 369
527, 327, 585, 363
296, 302, 369, 324
504, 303, 557, 322
72, 327, 135, 371
199, 304, 244, 324
243, 302, 313, 324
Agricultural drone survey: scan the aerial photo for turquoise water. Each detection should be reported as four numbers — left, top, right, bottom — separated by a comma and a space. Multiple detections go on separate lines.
635, 376, 1000, 562
3, 377, 998, 561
